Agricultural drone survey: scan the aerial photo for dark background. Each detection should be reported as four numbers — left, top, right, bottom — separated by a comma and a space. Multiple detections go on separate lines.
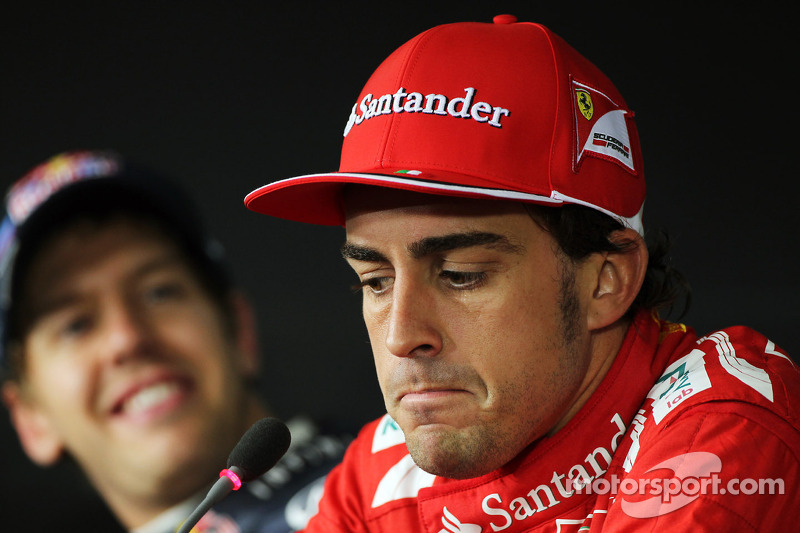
1, 2, 796, 530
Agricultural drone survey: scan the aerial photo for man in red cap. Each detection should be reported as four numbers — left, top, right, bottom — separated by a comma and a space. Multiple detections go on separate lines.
245, 15, 800, 531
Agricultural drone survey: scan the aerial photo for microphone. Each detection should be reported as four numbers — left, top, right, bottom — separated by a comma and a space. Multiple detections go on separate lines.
176, 417, 292, 533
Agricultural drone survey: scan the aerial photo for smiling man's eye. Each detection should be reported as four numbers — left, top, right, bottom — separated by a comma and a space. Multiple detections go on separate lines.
144, 281, 185, 302
59, 314, 93, 339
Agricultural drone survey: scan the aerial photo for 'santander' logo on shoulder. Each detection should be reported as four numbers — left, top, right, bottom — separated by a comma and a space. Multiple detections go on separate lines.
344, 87, 510, 136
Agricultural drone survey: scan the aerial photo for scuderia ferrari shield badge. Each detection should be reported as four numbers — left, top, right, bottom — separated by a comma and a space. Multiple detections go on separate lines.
572, 79, 636, 173
576, 90, 594, 120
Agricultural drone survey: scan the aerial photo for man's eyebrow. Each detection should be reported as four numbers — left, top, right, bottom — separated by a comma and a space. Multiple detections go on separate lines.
340, 231, 523, 262
408, 231, 524, 258
25, 254, 187, 321
340, 242, 387, 262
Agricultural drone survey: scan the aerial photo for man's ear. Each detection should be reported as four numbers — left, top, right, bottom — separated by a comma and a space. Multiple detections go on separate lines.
586, 228, 648, 331
1, 382, 64, 466
228, 291, 260, 378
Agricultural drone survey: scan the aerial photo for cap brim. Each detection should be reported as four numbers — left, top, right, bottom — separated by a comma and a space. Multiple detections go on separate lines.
244, 171, 563, 227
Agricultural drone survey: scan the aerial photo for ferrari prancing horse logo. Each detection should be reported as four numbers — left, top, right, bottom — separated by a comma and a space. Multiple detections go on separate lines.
576, 90, 593, 120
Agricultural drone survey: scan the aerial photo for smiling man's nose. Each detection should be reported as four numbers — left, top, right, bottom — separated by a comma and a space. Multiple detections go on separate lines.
103, 299, 154, 364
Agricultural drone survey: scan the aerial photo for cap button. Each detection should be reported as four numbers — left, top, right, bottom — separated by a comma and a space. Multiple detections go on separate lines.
493, 14, 518, 24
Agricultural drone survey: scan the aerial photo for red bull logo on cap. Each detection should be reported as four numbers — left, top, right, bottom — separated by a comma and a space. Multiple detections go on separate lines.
6, 152, 118, 225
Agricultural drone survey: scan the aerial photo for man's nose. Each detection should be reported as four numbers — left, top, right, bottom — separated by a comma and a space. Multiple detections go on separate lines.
102, 298, 154, 364
384, 277, 443, 358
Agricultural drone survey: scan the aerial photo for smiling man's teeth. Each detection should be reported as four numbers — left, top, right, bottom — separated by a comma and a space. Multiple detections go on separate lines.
123, 382, 181, 414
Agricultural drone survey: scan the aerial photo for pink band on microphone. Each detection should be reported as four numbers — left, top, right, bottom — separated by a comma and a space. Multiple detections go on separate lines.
219, 468, 242, 490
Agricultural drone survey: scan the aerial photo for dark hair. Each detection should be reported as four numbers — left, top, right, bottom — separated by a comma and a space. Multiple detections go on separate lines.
526, 204, 691, 320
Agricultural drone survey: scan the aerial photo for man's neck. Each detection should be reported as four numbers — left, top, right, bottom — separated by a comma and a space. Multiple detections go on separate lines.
548, 318, 630, 436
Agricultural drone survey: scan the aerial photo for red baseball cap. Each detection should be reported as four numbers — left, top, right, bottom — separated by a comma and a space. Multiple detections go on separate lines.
245, 14, 645, 234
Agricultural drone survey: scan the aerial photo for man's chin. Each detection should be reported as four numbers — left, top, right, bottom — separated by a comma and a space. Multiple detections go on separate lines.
405, 423, 499, 480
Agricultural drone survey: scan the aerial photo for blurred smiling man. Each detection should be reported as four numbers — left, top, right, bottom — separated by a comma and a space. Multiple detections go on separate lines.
1, 151, 348, 532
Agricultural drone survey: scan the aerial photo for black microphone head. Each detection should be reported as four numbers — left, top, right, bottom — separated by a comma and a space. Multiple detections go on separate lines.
227, 417, 292, 482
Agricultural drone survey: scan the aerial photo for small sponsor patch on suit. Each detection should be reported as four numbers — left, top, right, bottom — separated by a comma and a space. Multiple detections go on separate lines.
649, 349, 712, 424
372, 414, 406, 453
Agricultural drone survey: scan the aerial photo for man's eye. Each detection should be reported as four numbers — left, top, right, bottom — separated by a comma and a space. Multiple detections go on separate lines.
355, 277, 394, 295
144, 282, 185, 303
60, 315, 93, 338
441, 270, 486, 289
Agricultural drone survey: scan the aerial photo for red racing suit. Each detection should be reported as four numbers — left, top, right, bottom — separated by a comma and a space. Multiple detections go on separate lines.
301, 311, 800, 532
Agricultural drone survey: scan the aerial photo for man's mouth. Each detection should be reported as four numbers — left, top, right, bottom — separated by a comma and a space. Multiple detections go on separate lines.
114, 379, 188, 417
399, 388, 470, 404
